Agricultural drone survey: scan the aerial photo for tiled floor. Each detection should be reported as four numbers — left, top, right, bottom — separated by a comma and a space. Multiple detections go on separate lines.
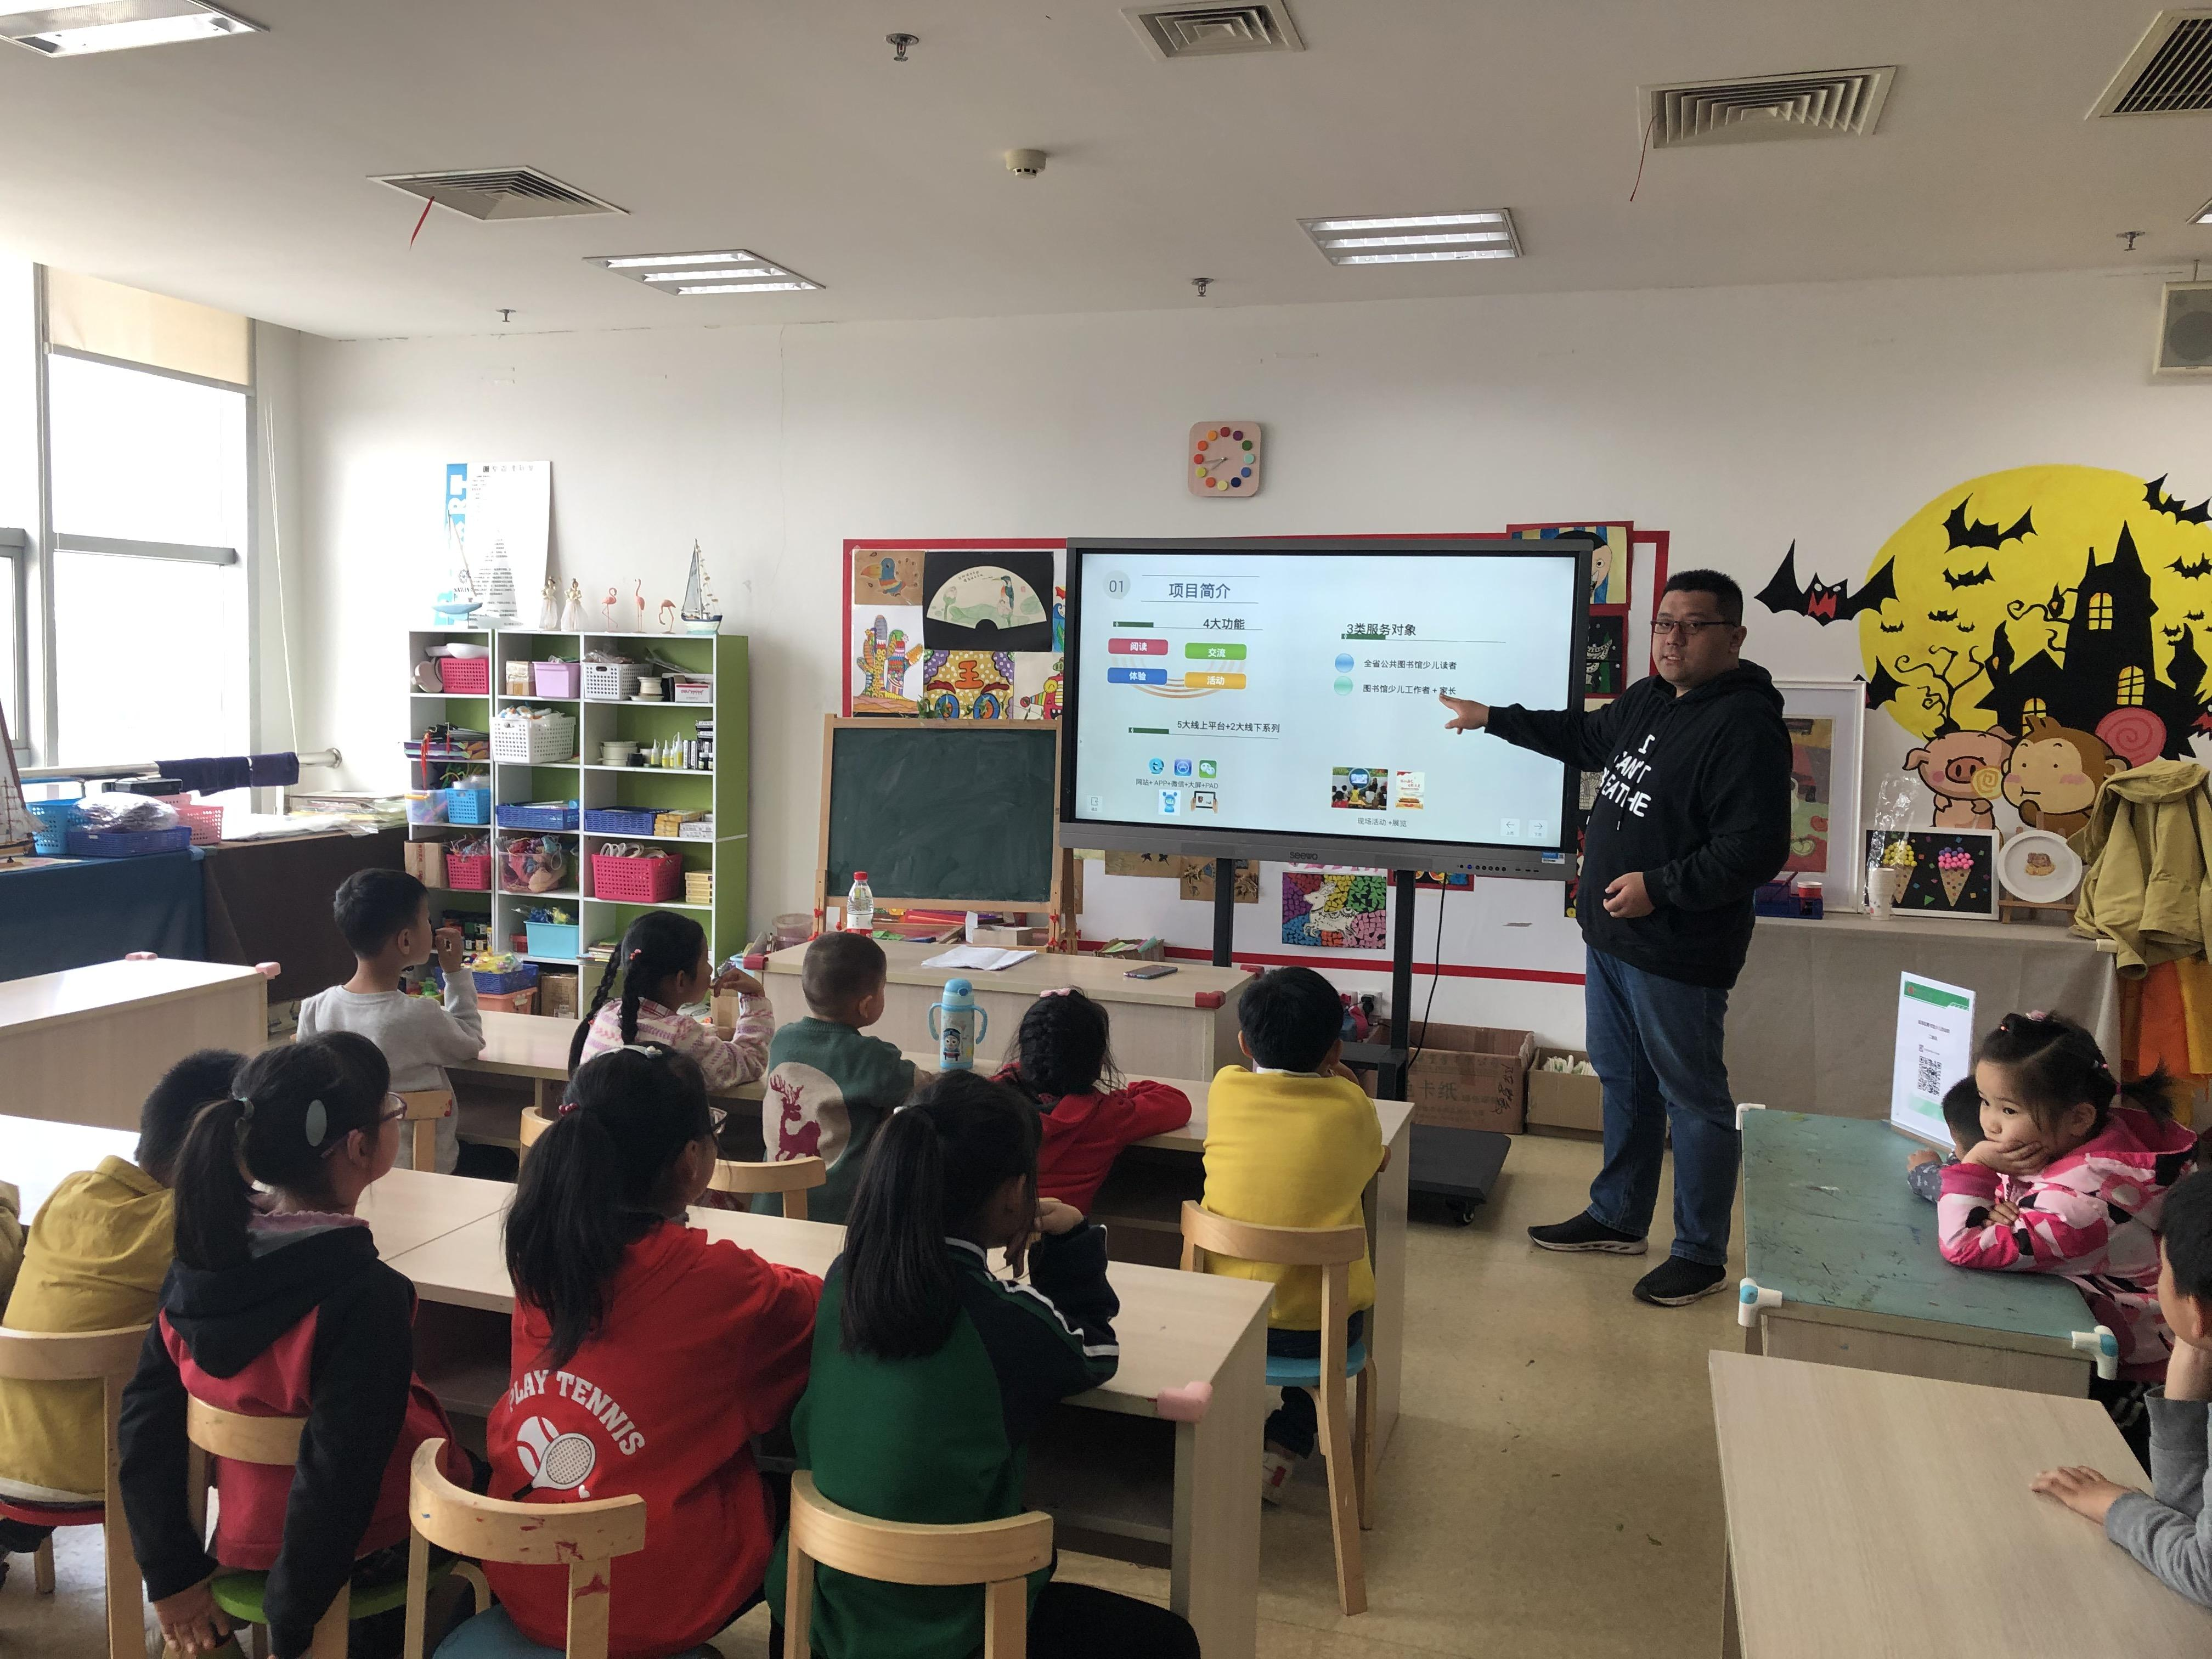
4, 1133, 1743, 1657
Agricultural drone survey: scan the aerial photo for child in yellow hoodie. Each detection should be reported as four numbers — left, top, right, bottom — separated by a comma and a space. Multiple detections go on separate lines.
1200, 967, 1383, 1503
0, 1048, 242, 1582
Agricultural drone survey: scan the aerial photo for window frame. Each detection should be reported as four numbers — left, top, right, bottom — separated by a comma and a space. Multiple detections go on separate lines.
0, 526, 25, 760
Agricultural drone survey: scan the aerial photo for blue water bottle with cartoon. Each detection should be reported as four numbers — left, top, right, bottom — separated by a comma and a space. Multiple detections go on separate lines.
928, 978, 989, 1071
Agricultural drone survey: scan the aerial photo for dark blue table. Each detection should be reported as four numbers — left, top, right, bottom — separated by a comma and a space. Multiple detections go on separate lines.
0, 850, 206, 979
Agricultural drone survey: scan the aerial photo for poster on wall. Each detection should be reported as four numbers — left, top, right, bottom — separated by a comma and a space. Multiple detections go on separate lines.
845, 541, 1065, 721
1774, 680, 1864, 909
442, 461, 549, 628
1513, 521, 1633, 610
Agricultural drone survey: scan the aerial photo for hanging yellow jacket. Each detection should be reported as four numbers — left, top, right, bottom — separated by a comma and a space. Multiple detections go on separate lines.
1200, 1067, 1382, 1330
2072, 759, 2212, 977
0, 1159, 173, 1502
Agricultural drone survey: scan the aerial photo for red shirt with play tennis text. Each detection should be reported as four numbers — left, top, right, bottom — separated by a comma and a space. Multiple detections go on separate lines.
485, 1219, 820, 1657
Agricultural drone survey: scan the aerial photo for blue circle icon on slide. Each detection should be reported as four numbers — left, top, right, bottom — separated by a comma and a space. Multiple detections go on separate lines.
1148, 758, 1165, 775
1334, 653, 1354, 673
1334, 676, 1354, 696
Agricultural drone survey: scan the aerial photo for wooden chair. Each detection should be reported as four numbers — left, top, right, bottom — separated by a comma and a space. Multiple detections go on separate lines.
181, 1401, 486, 1659
784, 1470, 1053, 1659
400, 1438, 644, 1659
517, 1102, 553, 1156
398, 1089, 454, 1171
708, 1156, 827, 1219
1178, 1200, 1376, 1617
0, 1323, 149, 1659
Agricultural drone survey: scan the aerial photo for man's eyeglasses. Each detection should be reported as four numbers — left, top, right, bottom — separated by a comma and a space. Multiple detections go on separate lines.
1650, 617, 1731, 638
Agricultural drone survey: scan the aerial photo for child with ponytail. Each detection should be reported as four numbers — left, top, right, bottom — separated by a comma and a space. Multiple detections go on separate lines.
476, 1045, 820, 1657
117, 1033, 473, 1659
570, 909, 772, 1092
1938, 1011, 2198, 1412
996, 988, 1192, 1212
766, 1072, 1198, 1659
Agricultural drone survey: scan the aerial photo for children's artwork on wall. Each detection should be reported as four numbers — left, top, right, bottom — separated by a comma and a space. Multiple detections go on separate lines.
1283, 869, 1390, 949
1782, 716, 1833, 875
853, 547, 921, 603
1179, 857, 1260, 905
1867, 828, 1999, 919
922, 549, 1057, 653
852, 608, 926, 716
1513, 522, 1632, 609
1104, 850, 1180, 879
1413, 870, 1473, 890
1774, 680, 1864, 907
1011, 650, 1063, 721
919, 650, 1018, 720
1584, 613, 1626, 697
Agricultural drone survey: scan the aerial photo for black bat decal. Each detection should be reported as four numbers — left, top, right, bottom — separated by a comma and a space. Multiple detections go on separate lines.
2147, 474, 2212, 526
1944, 563, 1995, 589
2167, 626, 2189, 641
1878, 619, 1905, 633
1865, 662, 1905, 710
1755, 544, 1898, 624
1943, 497, 2034, 551
2190, 611, 2207, 622
2173, 554, 2212, 578
1927, 608, 1960, 622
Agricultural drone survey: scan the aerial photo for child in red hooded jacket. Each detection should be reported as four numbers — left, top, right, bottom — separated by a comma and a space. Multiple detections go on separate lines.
997, 988, 1191, 1212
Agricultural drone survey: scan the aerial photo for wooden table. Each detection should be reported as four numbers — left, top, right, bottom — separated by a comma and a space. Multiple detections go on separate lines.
1740, 1109, 2098, 1395
1709, 1351, 2212, 1657
0, 959, 268, 1131
0, 1113, 511, 1263
760, 941, 1253, 1077
384, 1197, 1272, 1659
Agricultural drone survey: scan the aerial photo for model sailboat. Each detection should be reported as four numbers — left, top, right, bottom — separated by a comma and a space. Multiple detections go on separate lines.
681, 540, 723, 636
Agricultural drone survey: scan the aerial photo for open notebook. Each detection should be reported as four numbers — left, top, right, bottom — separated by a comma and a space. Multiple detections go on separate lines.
919, 945, 1036, 973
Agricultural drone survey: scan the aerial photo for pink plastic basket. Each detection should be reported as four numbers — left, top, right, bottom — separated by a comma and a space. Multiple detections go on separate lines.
174, 803, 225, 846
533, 661, 579, 697
591, 850, 683, 904
443, 853, 492, 891
437, 656, 490, 695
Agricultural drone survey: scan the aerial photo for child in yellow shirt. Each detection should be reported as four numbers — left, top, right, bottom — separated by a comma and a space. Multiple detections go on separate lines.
0, 1049, 242, 1581
1200, 967, 1383, 1503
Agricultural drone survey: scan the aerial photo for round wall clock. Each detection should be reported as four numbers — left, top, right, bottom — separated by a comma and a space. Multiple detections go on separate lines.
1188, 420, 1262, 498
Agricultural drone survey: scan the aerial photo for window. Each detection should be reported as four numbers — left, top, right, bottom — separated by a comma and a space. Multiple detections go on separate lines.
2021, 697, 2048, 724
2119, 666, 2147, 707
0, 529, 21, 751
46, 351, 248, 765
2088, 592, 2113, 631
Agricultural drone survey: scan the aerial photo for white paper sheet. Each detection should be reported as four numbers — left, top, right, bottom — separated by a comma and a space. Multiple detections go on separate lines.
1890, 972, 1975, 1147
920, 946, 1036, 972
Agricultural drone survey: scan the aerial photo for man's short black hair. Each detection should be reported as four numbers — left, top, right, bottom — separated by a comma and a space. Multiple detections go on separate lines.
138, 1048, 245, 1182
1662, 568, 1745, 626
803, 930, 888, 1017
332, 867, 428, 957
1238, 966, 1344, 1073
2164, 1167, 2212, 1301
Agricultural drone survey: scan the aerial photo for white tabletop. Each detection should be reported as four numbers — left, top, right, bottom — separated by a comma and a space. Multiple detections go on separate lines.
0, 958, 266, 1032
4, 1114, 140, 1219
764, 939, 1252, 1009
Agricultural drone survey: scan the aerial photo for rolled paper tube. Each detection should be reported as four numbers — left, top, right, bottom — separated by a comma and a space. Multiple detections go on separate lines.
256, 961, 281, 979
1154, 1381, 1212, 1422
124, 951, 158, 961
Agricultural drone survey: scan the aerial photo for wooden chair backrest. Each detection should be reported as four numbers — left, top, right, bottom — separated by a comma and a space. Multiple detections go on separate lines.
707, 1156, 827, 1218
402, 1439, 644, 1659
182, 1401, 350, 1659
0, 1323, 147, 1383
1177, 1201, 1367, 1268
517, 1103, 553, 1152
783, 1471, 1052, 1659
397, 1090, 453, 1171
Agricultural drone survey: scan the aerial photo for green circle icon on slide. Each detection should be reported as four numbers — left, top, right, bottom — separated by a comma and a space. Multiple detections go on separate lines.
1334, 676, 1354, 696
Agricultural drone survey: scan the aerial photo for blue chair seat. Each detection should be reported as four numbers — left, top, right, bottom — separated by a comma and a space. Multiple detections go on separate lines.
1264, 1337, 1368, 1390
435, 1606, 719, 1659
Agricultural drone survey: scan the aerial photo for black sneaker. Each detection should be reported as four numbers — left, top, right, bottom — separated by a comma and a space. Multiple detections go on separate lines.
1527, 1212, 1647, 1254
1633, 1257, 1728, 1306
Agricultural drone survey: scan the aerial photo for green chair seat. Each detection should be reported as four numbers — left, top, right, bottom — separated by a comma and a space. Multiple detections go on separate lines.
212, 1555, 455, 1625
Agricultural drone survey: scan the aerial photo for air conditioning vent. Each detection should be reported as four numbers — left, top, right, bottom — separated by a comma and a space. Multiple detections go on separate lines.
2156, 282, 2212, 376
1122, 4, 1303, 61
2091, 11, 2212, 116
1640, 66, 1895, 149
370, 167, 624, 222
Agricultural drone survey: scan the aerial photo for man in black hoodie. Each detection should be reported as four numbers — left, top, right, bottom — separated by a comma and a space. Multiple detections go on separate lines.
1440, 569, 1791, 1306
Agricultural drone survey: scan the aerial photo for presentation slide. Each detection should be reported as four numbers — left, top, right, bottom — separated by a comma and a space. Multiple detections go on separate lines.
1068, 547, 1581, 855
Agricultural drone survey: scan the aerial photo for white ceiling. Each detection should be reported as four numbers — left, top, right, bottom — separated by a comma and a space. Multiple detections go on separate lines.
0, 0, 2206, 340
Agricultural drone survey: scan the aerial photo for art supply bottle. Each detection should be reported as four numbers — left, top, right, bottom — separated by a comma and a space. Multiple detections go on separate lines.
928, 978, 989, 1071
847, 871, 874, 934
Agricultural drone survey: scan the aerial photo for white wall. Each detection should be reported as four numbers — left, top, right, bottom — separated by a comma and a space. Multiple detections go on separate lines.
292, 268, 2212, 1046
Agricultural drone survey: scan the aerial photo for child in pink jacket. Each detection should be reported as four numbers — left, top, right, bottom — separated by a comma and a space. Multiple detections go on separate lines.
1939, 1013, 2198, 1406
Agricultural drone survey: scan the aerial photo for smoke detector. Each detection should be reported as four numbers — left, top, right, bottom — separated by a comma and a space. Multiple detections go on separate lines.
2091, 10, 2212, 116
1004, 149, 1047, 177
1640, 66, 1895, 149
1122, 4, 1303, 61
370, 167, 624, 222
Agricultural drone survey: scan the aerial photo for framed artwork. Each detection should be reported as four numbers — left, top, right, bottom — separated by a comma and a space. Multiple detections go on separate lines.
842, 540, 1065, 720
1583, 613, 1626, 697
1774, 679, 1865, 910
1512, 521, 1632, 610
1866, 828, 2000, 919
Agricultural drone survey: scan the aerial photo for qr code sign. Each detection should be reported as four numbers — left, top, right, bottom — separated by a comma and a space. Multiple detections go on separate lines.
1916, 1054, 1944, 1097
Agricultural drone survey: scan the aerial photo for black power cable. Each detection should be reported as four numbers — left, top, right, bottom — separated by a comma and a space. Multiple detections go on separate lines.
1406, 876, 1449, 1071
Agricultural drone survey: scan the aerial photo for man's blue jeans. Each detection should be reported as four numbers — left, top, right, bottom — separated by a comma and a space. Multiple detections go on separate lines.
1582, 945, 1738, 1267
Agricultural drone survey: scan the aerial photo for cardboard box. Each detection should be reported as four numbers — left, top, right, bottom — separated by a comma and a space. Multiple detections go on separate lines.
403, 839, 445, 888
1527, 1046, 1605, 1135
1373, 1022, 1534, 1134
972, 926, 1041, 947
539, 969, 579, 1022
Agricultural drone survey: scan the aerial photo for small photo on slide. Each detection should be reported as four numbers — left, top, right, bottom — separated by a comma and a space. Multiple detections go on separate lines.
1393, 771, 1426, 810
1330, 766, 1389, 810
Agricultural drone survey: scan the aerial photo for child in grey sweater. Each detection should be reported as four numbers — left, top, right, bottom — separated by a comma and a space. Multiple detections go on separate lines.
2032, 1166, 2212, 1606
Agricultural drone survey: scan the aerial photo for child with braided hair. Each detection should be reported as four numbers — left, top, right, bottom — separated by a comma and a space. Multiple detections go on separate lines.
569, 910, 771, 1092
995, 988, 1192, 1212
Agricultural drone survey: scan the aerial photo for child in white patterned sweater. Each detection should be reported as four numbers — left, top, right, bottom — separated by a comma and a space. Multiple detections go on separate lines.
571, 909, 772, 1091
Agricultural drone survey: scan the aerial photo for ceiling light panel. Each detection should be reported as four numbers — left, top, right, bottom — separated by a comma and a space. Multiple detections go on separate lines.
589, 250, 821, 296
0, 0, 259, 54
1297, 209, 1521, 266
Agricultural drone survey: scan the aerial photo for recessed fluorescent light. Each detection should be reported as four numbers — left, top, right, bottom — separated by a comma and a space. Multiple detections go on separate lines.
2196, 196, 2212, 225
0, 1, 261, 55
588, 249, 821, 295
1299, 208, 1522, 265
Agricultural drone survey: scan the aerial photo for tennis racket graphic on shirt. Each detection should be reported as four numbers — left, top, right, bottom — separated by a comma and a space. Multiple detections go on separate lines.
515, 1415, 597, 1496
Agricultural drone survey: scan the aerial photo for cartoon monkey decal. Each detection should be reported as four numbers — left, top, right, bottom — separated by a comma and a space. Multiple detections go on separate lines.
2000, 718, 2127, 837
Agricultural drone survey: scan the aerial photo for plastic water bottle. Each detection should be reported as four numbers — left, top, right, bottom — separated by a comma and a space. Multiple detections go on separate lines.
847, 871, 874, 934
928, 978, 989, 1071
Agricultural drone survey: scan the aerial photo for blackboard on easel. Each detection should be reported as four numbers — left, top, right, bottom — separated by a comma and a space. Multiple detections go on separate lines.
816, 716, 1065, 921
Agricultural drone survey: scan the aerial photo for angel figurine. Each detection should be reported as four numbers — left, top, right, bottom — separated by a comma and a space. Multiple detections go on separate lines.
538, 577, 561, 629
560, 579, 585, 631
